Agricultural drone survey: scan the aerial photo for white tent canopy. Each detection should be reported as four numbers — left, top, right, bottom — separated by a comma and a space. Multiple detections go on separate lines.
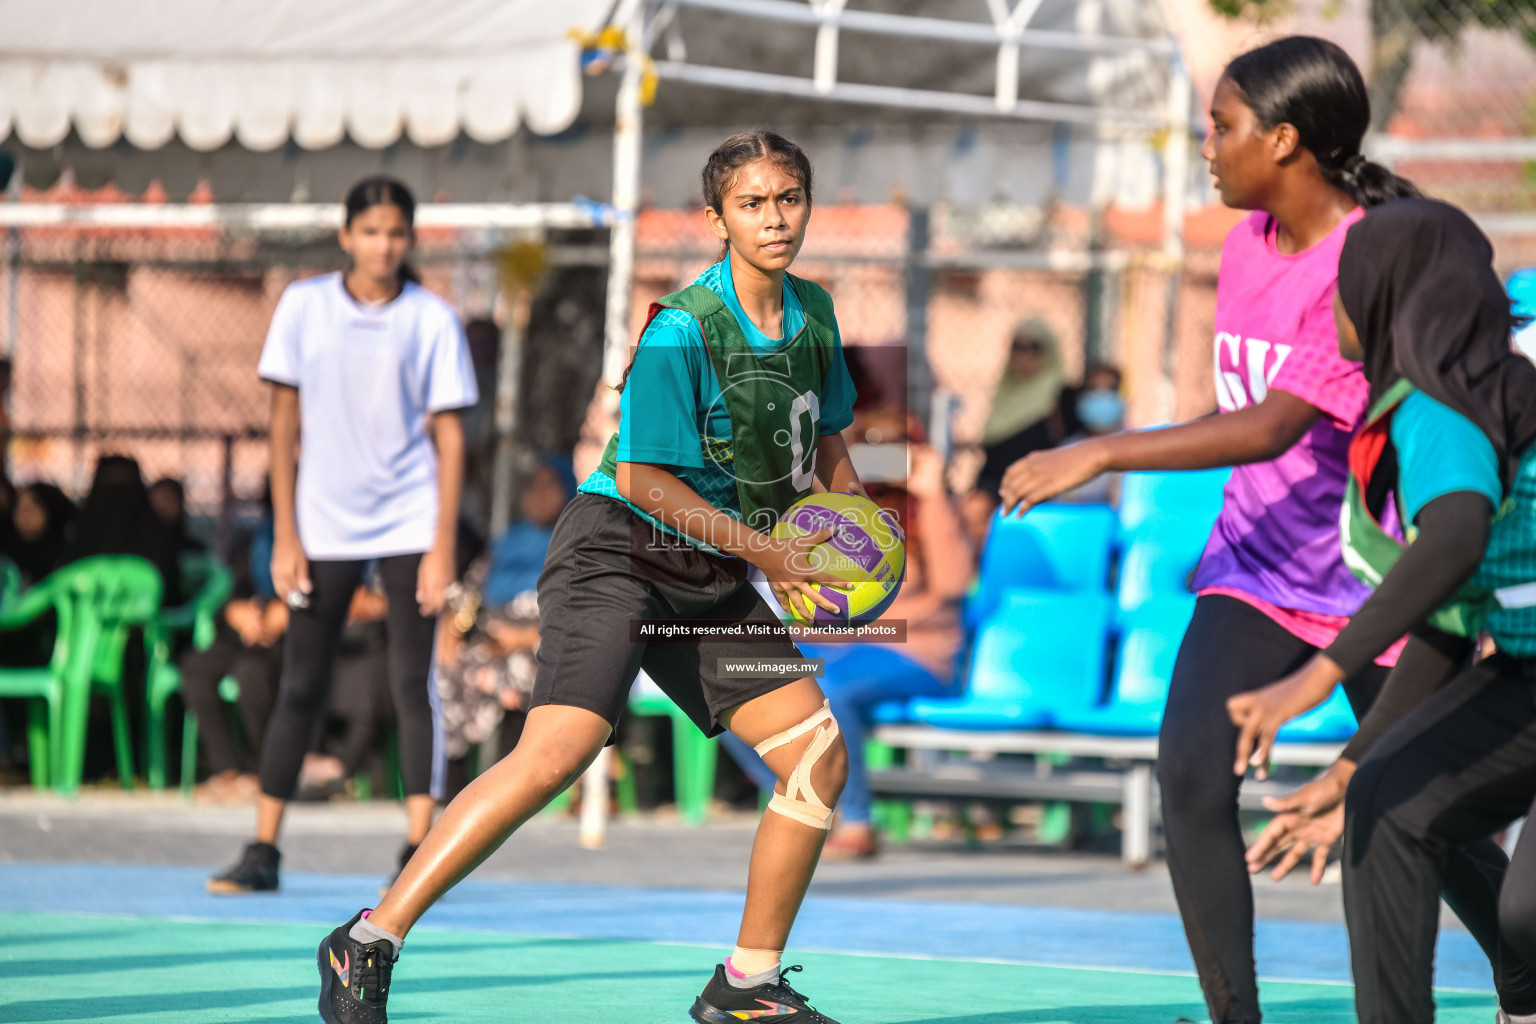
0, 0, 611, 152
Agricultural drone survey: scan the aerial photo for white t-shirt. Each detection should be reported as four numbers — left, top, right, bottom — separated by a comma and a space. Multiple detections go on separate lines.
257, 272, 478, 559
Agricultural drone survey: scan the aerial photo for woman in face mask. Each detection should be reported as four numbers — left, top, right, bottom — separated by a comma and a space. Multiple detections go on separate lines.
1055, 365, 1125, 504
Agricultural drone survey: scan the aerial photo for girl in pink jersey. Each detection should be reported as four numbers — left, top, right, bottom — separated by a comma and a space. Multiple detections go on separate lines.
999, 37, 1419, 1024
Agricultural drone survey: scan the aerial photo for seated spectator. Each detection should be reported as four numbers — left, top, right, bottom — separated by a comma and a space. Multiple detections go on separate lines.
182, 499, 285, 803
0, 473, 19, 565
7, 482, 75, 585
966, 319, 1077, 544
437, 453, 576, 799
67, 454, 182, 605
0, 482, 77, 677
148, 477, 207, 554
722, 422, 977, 858
1057, 364, 1126, 505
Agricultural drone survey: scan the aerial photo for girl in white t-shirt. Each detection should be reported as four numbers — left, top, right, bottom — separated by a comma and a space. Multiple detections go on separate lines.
208, 177, 478, 895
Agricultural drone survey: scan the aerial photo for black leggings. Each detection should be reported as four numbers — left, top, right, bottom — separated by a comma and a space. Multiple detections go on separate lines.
1159, 595, 1390, 1024
1346, 653, 1536, 1024
258, 555, 439, 801
179, 634, 282, 776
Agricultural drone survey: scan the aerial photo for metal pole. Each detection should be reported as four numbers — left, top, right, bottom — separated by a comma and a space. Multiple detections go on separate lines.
489, 305, 526, 537
1159, 58, 1192, 423
580, 745, 612, 849
3, 156, 19, 361
3, 155, 20, 479
1122, 761, 1153, 868
904, 207, 931, 428
218, 433, 235, 562
602, 2, 647, 390
1083, 206, 1108, 367
1161, 59, 1191, 264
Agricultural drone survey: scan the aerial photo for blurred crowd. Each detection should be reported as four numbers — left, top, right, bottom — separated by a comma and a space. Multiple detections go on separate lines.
0, 315, 1123, 857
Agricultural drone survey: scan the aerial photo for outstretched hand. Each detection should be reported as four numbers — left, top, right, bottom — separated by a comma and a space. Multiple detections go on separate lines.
999, 441, 1107, 516
1244, 761, 1354, 884
1227, 656, 1343, 781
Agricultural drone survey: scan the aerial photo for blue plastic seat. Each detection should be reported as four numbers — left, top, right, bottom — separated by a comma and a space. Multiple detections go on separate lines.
1276, 685, 1358, 743
1116, 515, 1215, 614
1118, 469, 1230, 538
965, 503, 1117, 629
1510, 268, 1536, 358
911, 588, 1114, 730
1055, 596, 1196, 736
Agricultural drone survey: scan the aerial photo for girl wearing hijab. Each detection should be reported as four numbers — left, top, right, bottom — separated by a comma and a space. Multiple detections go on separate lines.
0, 483, 76, 670
967, 319, 1069, 536
995, 37, 1421, 1024
8, 483, 75, 585
67, 455, 183, 604
1224, 198, 1536, 1024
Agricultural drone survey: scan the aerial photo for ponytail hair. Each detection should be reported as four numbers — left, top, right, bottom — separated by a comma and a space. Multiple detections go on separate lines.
342, 175, 421, 284
1223, 36, 1419, 208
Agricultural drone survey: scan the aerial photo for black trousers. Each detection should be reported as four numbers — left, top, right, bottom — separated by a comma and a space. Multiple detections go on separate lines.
1345, 653, 1536, 1024
1159, 595, 1390, 1024
178, 633, 282, 776
258, 555, 439, 800
321, 630, 392, 779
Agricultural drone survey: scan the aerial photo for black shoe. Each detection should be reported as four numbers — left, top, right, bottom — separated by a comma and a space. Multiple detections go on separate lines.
317, 909, 396, 1024
378, 843, 417, 899
206, 841, 280, 894
690, 964, 841, 1023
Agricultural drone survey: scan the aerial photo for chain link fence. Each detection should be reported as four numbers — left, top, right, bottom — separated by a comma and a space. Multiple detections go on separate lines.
629, 203, 1180, 494
0, 224, 509, 522
0, 201, 1183, 524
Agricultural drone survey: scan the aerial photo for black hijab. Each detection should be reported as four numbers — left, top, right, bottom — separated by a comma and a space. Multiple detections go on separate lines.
67, 454, 183, 604
8, 483, 76, 583
1338, 198, 1536, 490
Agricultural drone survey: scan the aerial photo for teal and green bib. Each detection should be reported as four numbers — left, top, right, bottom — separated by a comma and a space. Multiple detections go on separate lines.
1473, 445, 1536, 657
597, 273, 840, 534
1339, 379, 1492, 638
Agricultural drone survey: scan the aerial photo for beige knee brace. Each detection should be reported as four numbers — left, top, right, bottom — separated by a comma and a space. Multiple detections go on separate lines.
754, 699, 841, 829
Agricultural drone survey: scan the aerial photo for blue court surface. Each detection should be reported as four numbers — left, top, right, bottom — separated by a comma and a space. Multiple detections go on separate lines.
0, 861, 1500, 1022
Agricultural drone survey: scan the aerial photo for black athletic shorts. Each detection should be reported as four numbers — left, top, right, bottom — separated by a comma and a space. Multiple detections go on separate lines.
529, 492, 805, 738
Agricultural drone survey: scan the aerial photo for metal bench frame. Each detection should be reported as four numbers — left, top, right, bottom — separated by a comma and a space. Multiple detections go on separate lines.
870, 725, 1344, 867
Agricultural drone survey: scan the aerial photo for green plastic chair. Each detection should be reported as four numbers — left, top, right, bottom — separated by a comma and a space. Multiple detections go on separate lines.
627, 674, 718, 826
0, 557, 21, 610
0, 558, 53, 788
0, 556, 163, 794
144, 552, 234, 793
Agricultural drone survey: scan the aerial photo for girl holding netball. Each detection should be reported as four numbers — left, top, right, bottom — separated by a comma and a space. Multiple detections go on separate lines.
208, 177, 477, 894
314, 130, 866, 1024
999, 37, 1417, 1024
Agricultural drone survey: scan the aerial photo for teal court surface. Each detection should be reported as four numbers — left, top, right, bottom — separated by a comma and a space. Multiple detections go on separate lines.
0, 860, 1502, 1023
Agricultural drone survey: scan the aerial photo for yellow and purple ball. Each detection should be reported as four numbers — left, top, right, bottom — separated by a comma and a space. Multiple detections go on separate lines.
770, 491, 905, 625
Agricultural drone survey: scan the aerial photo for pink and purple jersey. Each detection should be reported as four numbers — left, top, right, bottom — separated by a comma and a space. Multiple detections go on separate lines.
1191, 208, 1380, 641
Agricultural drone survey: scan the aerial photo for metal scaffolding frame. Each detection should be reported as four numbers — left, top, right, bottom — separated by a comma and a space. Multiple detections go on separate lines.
600, 0, 1195, 403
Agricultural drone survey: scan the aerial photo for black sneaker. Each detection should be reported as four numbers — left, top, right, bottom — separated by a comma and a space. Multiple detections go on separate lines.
206, 841, 280, 894
317, 909, 396, 1024
378, 843, 417, 899
690, 963, 841, 1023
